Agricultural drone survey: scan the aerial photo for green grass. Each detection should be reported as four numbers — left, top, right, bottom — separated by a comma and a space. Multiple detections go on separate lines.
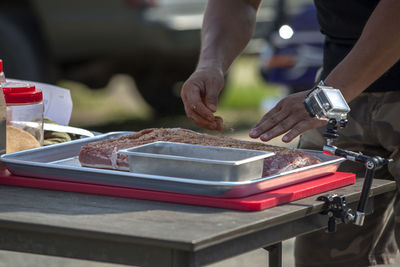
58, 81, 107, 108
59, 75, 151, 128
220, 56, 279, 110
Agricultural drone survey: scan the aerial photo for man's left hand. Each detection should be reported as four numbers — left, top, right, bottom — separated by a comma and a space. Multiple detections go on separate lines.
249, 90, 328, 143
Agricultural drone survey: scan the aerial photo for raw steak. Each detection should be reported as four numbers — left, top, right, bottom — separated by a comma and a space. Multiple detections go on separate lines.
78, 128, 321, 177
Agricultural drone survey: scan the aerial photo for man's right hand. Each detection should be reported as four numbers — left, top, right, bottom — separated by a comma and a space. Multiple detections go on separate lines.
180, 67, 225, 131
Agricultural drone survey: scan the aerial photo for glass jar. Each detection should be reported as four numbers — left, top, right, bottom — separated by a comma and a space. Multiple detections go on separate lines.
2, 82, 44, 152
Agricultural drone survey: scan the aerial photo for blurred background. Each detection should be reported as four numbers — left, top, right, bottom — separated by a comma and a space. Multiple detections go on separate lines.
0, 1, 323, 266
0, 0, 322, 136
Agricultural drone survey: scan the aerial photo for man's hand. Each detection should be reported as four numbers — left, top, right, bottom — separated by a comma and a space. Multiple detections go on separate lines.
180, 67, 224, 131
180, 0, 259, 131
249, 91, 328, 143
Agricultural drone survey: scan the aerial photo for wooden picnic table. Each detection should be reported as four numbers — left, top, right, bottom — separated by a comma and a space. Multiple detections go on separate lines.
0, 177, 396, 267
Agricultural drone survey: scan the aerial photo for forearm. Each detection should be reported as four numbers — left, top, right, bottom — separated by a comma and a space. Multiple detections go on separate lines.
197, 0, 261, 73
325, 0, 400, 102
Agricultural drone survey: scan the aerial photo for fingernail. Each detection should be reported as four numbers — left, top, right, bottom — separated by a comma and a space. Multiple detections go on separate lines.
250, 129, 258, 137
282, 135, 289, 142
261, 133, 269, 140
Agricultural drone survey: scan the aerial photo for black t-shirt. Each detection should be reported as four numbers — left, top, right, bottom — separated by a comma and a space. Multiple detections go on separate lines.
315, 0, 400, 92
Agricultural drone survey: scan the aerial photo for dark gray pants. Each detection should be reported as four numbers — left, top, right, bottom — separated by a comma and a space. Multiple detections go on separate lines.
295, 91, 400, 266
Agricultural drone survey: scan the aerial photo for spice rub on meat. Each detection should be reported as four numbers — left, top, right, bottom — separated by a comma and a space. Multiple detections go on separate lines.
78, 128, 321, 177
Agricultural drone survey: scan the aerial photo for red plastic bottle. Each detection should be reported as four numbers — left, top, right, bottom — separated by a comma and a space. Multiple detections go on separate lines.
0, 60, 5, 83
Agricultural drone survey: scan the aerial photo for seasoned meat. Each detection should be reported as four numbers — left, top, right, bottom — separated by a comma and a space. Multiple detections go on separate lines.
78, 128, 321, 176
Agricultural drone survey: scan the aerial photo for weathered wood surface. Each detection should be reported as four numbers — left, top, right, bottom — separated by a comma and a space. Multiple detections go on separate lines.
0, 179, 395, 249
0, 179, 396, 266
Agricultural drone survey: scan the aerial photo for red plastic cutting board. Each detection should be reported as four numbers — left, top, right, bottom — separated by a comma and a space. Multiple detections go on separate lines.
0, 170, 355, 211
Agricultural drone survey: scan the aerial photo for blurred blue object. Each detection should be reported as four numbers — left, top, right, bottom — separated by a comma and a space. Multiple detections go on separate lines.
260, 2, 324, 93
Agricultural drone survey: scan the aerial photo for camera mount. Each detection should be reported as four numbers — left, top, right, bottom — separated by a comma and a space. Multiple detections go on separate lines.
304, 83, 392, 232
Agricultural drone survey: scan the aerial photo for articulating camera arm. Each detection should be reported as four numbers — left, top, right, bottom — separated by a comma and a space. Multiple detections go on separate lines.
304, 84, 392, 232
319, 119, 391, 232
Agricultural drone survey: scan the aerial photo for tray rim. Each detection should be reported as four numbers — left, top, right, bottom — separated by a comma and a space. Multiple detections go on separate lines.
119, 141, 275, 166
0, 131, 346, 187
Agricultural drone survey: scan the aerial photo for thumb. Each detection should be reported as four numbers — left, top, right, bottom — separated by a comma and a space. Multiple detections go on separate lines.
205, 90, 218, 112
204, 78, 224, 112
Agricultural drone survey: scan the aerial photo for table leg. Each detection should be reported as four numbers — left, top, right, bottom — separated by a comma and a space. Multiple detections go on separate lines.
264, 242, 282, 267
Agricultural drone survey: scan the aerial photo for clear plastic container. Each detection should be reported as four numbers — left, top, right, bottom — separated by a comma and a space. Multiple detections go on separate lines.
0, 60, 5, 158
2, 82, 44, 152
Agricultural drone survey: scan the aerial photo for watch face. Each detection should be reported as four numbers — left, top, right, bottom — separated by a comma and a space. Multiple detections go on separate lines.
305, 86, 350, 120
323, 89, 350, 111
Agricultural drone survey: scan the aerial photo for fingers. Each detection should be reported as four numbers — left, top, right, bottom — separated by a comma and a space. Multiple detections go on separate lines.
250, 110, 328, 143
183, 102, 223, 131
249, 102, 287, 138
204, 81, 220, 112
214, 116, 223, 132
249, 90, 328, 142
282, 118, 327, 142
181, 82, 214, 124
267, 116, 327, 143
258, 116, 297, 142
181, 69, 224, 131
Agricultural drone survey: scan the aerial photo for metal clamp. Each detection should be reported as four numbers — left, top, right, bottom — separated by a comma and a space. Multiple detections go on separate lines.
317, 194, 354, 233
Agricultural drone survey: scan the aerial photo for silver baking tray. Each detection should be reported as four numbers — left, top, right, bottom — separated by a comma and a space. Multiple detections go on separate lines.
119, 142, 274, 182
0, 132, 346, 198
